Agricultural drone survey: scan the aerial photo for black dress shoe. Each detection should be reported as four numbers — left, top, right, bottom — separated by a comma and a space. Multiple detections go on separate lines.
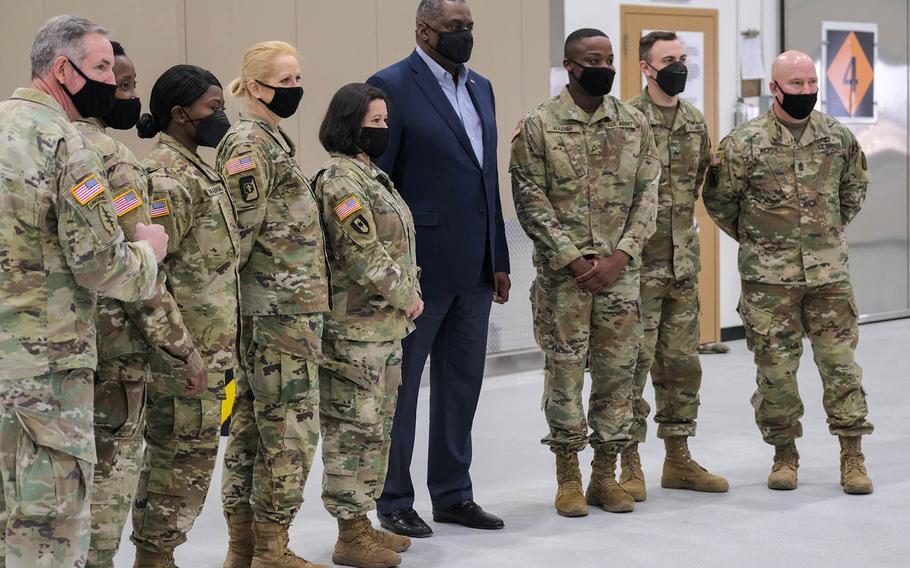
432, 500, 504, 530
377, 508, 434, 538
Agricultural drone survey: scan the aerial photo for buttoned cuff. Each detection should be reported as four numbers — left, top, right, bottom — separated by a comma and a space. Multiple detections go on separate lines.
548, 245, 584, 271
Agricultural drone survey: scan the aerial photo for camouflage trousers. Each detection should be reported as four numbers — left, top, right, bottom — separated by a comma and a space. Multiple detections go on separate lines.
738, 280, 873, 446
630, 275, 702, 443
222, 315, 322, 525
87, 355, 149, 568
130, 371, 226, 554
0, 369, 95, 568
531, 266, 641, 455
319, 339, 401, 519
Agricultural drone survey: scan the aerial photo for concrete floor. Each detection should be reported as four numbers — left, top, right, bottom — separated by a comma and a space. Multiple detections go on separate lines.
114, 319, 910, 568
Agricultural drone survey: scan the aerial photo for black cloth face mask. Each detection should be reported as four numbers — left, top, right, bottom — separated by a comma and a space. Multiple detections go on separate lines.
774, 81, 817, 120
255, 80, 304, 118
62, 58, 116, 118
649, 61, 688, 96
188, 109, 231, 148
569, 61, 615, 97
424, 23, 474, 64
359, 127, 389, 159
103, 97, 141, 130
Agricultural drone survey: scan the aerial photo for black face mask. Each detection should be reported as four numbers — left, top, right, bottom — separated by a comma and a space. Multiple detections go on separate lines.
358, 127, 389, 159
424, 23, 473, 64
62, 58, 116, 118
255, 80, 304, 118
569, 61, 615, 97
649, 61, 688, 97
103, 97, 141, 130
187, 109, 231, 148
774, 82, 817, 120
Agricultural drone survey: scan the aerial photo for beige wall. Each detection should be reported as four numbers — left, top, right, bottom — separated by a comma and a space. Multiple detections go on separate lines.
0, 0, 551, 217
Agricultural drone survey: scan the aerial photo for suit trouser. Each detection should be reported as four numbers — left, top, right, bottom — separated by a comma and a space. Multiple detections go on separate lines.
738, 280, 873, 446
630, 275, 702, 443
88, 355, 149, 568
377, 285, 493, 513
130, 372, 226, 554
0, 369, 95, 568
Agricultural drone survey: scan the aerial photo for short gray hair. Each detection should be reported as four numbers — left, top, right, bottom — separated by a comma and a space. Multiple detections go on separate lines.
30, 15, 109, 78
416, 0, 466, 23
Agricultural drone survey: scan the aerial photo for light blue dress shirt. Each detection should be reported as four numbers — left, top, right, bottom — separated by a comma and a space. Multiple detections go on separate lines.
416, 45, 484, 167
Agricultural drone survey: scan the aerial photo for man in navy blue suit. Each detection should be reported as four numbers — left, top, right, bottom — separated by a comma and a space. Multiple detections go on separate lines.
367, 0, 511, 537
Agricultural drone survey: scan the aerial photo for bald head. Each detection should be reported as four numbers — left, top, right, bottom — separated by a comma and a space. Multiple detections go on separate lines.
771, 51, 816, 83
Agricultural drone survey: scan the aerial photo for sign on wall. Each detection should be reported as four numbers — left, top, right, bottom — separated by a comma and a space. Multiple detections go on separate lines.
822, 21, 877, 123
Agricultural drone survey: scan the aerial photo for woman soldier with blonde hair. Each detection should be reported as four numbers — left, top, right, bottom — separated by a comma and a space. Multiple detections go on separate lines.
217, 41, 330, 568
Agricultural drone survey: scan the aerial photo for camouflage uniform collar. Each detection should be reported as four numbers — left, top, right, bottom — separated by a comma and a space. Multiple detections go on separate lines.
637, 87, 693, 131
557, 86, 620, 125
158, 132, 221, 181
327, 152, 390, 186
73, 116, 106, 132
10, 87, 65, 115
239, 111, 295, 157
766, 108, 830, 148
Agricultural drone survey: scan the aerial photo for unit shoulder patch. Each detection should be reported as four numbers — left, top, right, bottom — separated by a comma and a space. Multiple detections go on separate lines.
239, 176, 258, 202
350, 214, 371, 234
70, 175, 106, 205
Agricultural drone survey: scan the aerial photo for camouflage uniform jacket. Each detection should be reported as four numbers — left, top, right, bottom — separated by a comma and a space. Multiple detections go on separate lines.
216, 113, 329, 355
75, 118, 204, 377
509, 87, 660, 272
144, 133, 241, 375
628, 88, 711, 279
314, 154, 419, 342
0, 88, 158, 380
704, 109, 868, 285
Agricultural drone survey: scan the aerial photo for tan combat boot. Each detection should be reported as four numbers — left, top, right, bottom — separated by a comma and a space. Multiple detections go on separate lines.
585, 449, 635, 513
661, 436, 729, 493
365, 524, 411, 553
619, 444, 647, 502
224, 511, 254, 568
554, 452, 588, 517
133, 548, 177, 568
839, 436, 873, 495
767, 442, 799, 490
333, 516, 401, 568
250, 520, 329, 568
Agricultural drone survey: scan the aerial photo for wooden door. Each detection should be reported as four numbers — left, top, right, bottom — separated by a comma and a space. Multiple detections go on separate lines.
620, 5, 720, 343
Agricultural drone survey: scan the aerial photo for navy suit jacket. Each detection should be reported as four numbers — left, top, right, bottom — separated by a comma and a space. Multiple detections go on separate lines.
367, 50, 510, 296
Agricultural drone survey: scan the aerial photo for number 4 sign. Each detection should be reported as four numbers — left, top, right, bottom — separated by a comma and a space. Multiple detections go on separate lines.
822, 21, 877, 123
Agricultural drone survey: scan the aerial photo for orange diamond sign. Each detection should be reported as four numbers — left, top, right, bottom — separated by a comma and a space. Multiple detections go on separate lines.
826, 31, 874, 116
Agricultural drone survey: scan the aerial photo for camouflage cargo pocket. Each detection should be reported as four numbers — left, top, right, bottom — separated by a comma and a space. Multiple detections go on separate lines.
737, 296, 774, 355
14, 409, 94, 518
319, 360, 381, 427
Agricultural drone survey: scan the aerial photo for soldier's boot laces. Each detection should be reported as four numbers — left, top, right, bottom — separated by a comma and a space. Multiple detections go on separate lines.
619, 444, 647, 502
839, 436, 873, 495
661, 436, 729, 493
133, 548, 178, 568
333, 516, 401, 568
223, 511, 255, 568
585, 449, 635, 513
767, 442, 799, 490
365, 523, 411, 553
554, 452, 588, 517
250, 520, 330, 568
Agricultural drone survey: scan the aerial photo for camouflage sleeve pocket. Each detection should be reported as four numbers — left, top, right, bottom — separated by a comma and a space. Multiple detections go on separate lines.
14, 408, 95, 518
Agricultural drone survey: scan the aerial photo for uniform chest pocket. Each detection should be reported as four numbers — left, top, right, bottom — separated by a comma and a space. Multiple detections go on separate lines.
374, 193, 407, 244
276, 162, 320, 227
545, 126, 586, 180
193, 196, 236, 274
677, 125, 706, 184
748, 152, 794, 209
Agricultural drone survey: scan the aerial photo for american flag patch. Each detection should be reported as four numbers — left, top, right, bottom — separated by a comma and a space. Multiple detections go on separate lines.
70, 175, 105, 205
710, 150, 725, 166
113, 189, 142, 217
150, 198, 170, 218
334, 195, 362, 221
225, 155, 256, 175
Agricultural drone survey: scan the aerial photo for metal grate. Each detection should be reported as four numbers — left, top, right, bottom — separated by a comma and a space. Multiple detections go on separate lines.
487, 218, 538, 355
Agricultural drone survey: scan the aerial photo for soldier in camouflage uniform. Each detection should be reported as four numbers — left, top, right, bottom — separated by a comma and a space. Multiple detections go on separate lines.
129, 65, 241, 567
74, 42, 207, 568
703, 51, 873, 495
622, 31, 728, 502
216, 42, 330, 568
314, 83, 421, 568
0, 16, 167, 568
510, 29, 659, 517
